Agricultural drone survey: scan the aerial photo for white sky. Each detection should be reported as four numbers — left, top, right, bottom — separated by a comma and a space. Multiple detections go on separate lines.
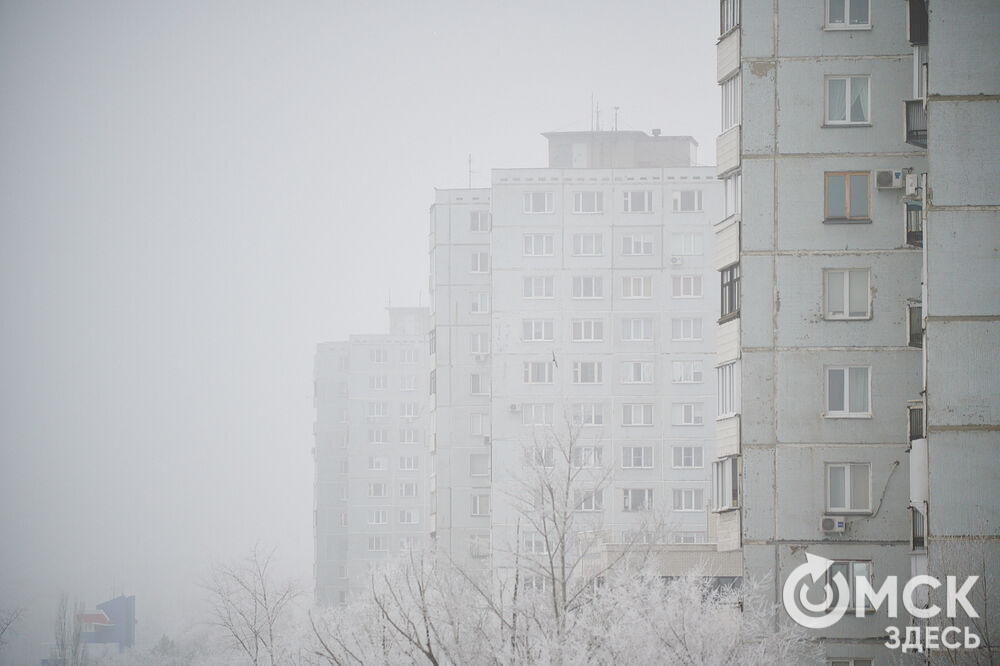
0, 0, 718, 656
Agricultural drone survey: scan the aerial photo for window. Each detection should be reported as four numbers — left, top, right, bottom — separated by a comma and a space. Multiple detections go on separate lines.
470, 535, 490, 559
673, 190, 704, 212
572, 361, 603, 384
622, 234, 654, 256
672, 275, 703, 298
399, 456, 419, 471
717, 363, 737, 417
573, 276, 603, 299
721, 264, 740, 318
470, 210, 490, 232
472, 494, 490, 516
672, 360, 703, 383
523, 276, 554, 299
720, 0, 740, 34
572, 319, 604, 342
399, 509, 419, 525
674, 403, 704, 426
673, 488, 704, 511
572, 402, 604, 426
575, 489, 604, 512
400, 402, 420, 418
826, 366, 871, 416
825, 76, 870, 125
829, 660, 873, 666
622, 276, 652, 299
572, 445, 603, 467
825, 172, 870, 221
674, 532, 707, 544
523, 233, 554, 256
908, 303, 923, 348
470, 413, 488, 436
673, 446, 704, 469
623, 488, 653, 511
523, 361, 554, 384
368, 428, 388, 444
471, 292, 490, 314
573, 191, 603, 214
824, 269, 870, 319
400, 428, 420, 443
368, 536, 388, 552
827, 463, 871, 512
369, 375, 387, 390
471, 332, 489, 354
368, 483, 387, 498
911, 506, 927, 551
906, 204, 923, 246
672, 318, 703, 341
622, 318, 654, 341
532, 447, 555, 468
368, 510, 388, 525
368, 456, 388, 471
724, 172, 742, 218
671, 232, 703, 256
470, 453, 489, 477
524, 533, 548, 554
713, 457, 740, 510
470, 252, 489, 273
828, 561, 872, 611
400, 375, 416, 391
522, 403, 553, 426
622, 447, 654, 469
470, 373, 488, 395
523, 191, 553, 213
573, 233, 604, 256
622, 403, 654, 426
721, 75, 741, 132
399, 482, 418, 498
522, 319, 554, 342
370, 349, 388, 363
826, 0, 869, 28
622, 361, 654, 384
623, 191, 653, 213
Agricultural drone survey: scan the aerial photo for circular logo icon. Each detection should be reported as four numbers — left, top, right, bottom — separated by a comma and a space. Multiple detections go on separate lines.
782, 553, 852, 628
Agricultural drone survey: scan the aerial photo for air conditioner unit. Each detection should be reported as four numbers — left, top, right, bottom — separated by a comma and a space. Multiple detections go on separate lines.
875, 169, 904, 189
905, 173, 921, 197
509, 403, 520, 412
821, 516, 847, 533
670, 256, 683, 266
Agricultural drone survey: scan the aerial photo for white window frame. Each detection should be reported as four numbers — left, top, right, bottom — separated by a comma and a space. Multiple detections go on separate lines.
713, 457, 740, 511
674, 403, 705, 426
370, 349, 388, 363
572, 319, 604, 342
824, 269, 871, 319
572, 233, 604, 256
470, 331, 490, 354
400, 375, 417, 392
622, 317, 654, 341
573, 191, 604, 214
368, 428, 388, 444
622, 446, 654, 469
573, 275, 604, 299
671, 318, 703, 341
672, 446, 704, 469
471, 292, 490, 314
575, 489, 604, 512
622, 233, 654, 256
622, 361, 654, 384
825, 366, 872, 417
721, 74, 741, 132
522, 319, 554, 342
825, 76, 870, 125
367, 509, 388, 525
470, 453, 489, 477
825, 171, 871, 221
673, 488, 704, 512
367, 456, 388, 471
470, 413, 488, 436
572, 361, 603, 384
367, 536, 388, 552
670, 232, 703, 256
470, 210, 490, 232
400, 402, 420, 418
399, 428, 419, 444
471, 494, 490, 516
828, 560, 873, 612
622, 488, 653, 511
523, 233, 554, 256
470, 373, 488, 395
522, 403, 554, 426
399, 482, 418, 498
400, 348, 417, 364
369, 375, 387, 390
672, 190, 704, 212
622, 276, 652, 299
672, 360, 704, 383
524, 533, 548, 554
826, 462, 872, 512
523, 361, 554, 384
368, 482, 387, 498
717, 362, 738, 417
623, 190, 653, 213
825, 0, 871, 29
399, 509, 419, 525
724, 172, 742, 218
622, 403, 654, 427
571, 402, 605, 427
470, 252, 490, 274
572, 445, 603, 467
522, 276, 554, 299
399, 455, 419, 471
523, 191, 554, 214
672, 275, 703, 298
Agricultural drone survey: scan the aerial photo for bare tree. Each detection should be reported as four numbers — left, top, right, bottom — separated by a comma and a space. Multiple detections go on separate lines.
0, 606, 23, 653
206, 545, 300, 665
52, 592, 88, 666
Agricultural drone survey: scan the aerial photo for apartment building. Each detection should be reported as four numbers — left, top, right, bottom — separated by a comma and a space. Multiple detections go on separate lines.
710, 0, 1000, 661
313, 307, 431, 604
429, 131, 722, 568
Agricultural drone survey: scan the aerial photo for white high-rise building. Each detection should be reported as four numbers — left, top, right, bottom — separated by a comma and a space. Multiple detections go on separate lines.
314, 307, 431, 604
429, 131, 723, 568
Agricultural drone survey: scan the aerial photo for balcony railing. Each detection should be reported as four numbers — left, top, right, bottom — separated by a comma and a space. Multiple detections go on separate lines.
905, 100, 927, 148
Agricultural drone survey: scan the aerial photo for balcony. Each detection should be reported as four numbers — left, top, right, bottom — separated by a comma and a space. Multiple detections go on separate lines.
905, 100, 927, 148
905, 203, 923, 247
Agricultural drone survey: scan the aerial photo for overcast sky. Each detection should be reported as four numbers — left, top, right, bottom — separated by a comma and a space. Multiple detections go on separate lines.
0, 0, 717, 657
